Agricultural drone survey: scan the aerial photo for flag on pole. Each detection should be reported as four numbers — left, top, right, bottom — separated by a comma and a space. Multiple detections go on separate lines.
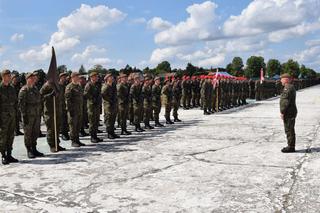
47, 46, 59, 92
260, 68, 265, 84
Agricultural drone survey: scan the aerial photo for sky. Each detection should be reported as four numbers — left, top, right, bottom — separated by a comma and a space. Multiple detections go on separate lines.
0, 0, 319, 72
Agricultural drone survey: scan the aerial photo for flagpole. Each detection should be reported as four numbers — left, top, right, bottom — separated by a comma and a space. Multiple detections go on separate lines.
53, 96, 58, 152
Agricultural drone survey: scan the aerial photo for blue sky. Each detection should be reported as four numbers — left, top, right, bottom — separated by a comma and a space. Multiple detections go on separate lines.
0, 0, 319, 72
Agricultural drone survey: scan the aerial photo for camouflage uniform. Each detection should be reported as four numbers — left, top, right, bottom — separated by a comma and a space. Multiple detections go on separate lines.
142, 81, 153, 129
172, 79, 182, 122
161, 81, 174, 124
152, 78, 163, 127
130, 80, 144, 132
117, 76, 131, 134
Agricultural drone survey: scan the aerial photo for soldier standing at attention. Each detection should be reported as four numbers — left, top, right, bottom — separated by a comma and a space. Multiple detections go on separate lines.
59, 73, 70, 141
117, 73, 131, 135
280, 73, 298, 153
84, 72, 103, 143
142, 76, 154, 129
152, 77, 164, 127
40, 79, 67, 153
130, 74, 145, 132
19, 72, 44, 158
0, 70, 19, 164
11, 73, 24, 136
79, 76, 89, 137
102, 74, 120, 139
65, 72, 86, 147
172, 76, 182, 122
161, 77, 174, 124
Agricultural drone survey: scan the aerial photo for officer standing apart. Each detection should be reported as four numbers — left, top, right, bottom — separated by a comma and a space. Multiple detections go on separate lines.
280, 73, 298, 153
0, 70, 19, 164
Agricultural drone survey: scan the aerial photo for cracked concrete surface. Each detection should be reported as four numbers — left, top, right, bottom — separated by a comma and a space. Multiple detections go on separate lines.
1, 85, 320, 212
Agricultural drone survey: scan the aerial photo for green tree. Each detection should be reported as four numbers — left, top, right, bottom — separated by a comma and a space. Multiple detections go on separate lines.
245, 56, 266, 78
231, 57, 244, 76
185, 63, 197, 76
281, 59, 300, 78
156, 61, 171, 75
266, 59, 281, 77
300, 65, 317, 79
57, 65, 68, 74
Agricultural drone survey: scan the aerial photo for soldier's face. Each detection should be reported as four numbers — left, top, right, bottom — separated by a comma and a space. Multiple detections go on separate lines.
155, 79, 160, 85
91, 75, 98, 83
281, 78, 289, 86
2, 74, 11, 84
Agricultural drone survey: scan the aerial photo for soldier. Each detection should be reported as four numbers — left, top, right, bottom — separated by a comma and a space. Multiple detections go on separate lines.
19, 72, 44, 158
181, 76, 188, 109
33, 72, 46, 138
280, 73, 298, 153
79, 76, 89, 137
101, 74, 120, 139
152, 77, 164, 127
0, 70, 19, 164
84, 72, 103, 143
40, 80, 66, 153
128, 74, 134, 125
172, 76, 182, 122
65, 72, 86, 147
59, 73, 70, 140
201, 76, 211, 115
11, 73, 24, 136
117, 73, 131, 135
142, 76, 154, 129
130, 74, 145, 132
161, 77, 174, 124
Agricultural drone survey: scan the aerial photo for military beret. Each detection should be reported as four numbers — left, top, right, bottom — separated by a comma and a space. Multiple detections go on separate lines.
59, 73, 68, 78
26, 72, 36, 79
1, 69, 11, 77
145, 76, 152, 81
104, 73, 113, 81
154, 76, 160, 81
89, 72, 98, 77
71, 72, 80, 78
280, 73, 292, 79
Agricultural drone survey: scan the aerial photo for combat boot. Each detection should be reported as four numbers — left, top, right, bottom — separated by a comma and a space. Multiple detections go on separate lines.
61, 134, 70, 141
76, 140, 86, 146
90, 133, 99, 143
71, 141, 80, 147
15, 130, 24, 136
166, 119, 174, 124
155, 121, 164, 127
58, 145, 66, 151
1, 152, 9, 165
7, 150, 19, 163
80, 129, 89, 137
204, 110, 210, 115
32, 147, 44, 157
144, 123, 154, 129
281, 146, 295, 153
121, 129, 132, 135
27, 148, 36, 159
174, 117, 182, 122
107, 132, 115, 139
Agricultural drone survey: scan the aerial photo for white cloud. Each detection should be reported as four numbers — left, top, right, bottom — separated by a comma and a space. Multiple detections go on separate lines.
268, 21, 320, 42
19, 4, 126, 62
88, 57, 111, 66
294, 45, 320, 64
150, 46, 189, 64
306, 38, 320, 46
131, 17, 147, 24
147, 17, 172, 31
1, 60, 11, 68
223, 0, 319, 37
197, 53, 225, 67
0, 45, 4, 55
154, 1, 220, 45
10, 33, 24, 42
71, 45, 106, 62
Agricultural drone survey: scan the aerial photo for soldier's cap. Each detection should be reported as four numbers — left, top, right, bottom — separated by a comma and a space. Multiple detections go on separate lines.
145, 76, 152, 81
71, 72, 80, 78
280, 73, 292, 79
59, 72, 68, 78
104, 73, 113, 81
119, 73, 127, 78
1, 69, 11, 77
89, 71, 98, 77
154, 76, 161, 81
134, 74, 141, 79
26, 72, 36, 79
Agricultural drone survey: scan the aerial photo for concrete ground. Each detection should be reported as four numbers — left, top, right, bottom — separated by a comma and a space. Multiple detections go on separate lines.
0, 85, 320, 213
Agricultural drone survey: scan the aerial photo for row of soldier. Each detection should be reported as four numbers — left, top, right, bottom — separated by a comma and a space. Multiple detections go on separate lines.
1, 69, 319, 165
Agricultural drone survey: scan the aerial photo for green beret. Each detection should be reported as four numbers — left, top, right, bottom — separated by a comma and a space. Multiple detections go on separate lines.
71, 72, 80, 78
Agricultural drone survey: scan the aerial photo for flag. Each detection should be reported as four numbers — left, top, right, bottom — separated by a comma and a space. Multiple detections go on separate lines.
47, 46, 59, 92
260, 68, 265, 84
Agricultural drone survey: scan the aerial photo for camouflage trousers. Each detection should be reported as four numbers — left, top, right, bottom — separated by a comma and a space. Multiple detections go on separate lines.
143, 102, 152, 125
118, 103, 129, 130
172, 99, 180, 118
0, 112, 16, 153
60, 109, 69, 135
164, 103, 172, 120
152, 103, 161, 123
44, 112, 61, 148
284, 117, 296, 148
133, 104, 142, 125
23, 115, 40, 149
68, 111, 83, 142
88, 105, 100, 135
104, 105, 117, 132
